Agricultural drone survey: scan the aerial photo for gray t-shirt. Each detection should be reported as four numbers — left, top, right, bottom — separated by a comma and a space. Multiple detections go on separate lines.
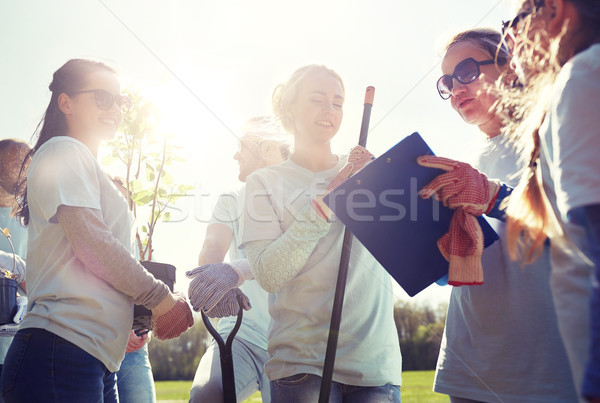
21, 136, 134, 372
210, 188, 270, 350
538, 43, 600, 399
433, 136, 578, 402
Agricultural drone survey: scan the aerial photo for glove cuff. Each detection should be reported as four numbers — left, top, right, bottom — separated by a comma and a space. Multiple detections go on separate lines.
229, 259, 253, 285
151, 293, 177, 317
311, 194, 334, 222
485, 180, 502, 214
448, 255, 484, 286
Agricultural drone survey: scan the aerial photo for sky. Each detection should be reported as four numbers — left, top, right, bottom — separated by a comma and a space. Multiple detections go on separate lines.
0, 0, 516, 307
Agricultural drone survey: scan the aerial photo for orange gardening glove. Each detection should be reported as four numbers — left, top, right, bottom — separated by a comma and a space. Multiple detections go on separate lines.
418, 156, 501, 286
312, 145, 375, 221
126, 330, 150, 353
151, 293, 194, 341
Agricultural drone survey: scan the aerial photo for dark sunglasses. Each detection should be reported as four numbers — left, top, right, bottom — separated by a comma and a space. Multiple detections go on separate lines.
72, 89, 133, 114
501, 0, 545, 38
436, 58, 495, 100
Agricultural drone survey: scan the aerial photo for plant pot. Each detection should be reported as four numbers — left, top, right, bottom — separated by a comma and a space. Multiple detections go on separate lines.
132, 261, 176, 331
0, 278, 18, 325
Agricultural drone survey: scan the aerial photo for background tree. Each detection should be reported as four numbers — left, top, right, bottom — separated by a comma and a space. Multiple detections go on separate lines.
103, 88, 193, 261
148, 314, 212, 380
147, 300, 449, 379
394, 301, 447, 371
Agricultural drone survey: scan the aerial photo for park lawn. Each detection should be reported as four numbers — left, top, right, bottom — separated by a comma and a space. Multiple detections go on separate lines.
155, 370, 449, 402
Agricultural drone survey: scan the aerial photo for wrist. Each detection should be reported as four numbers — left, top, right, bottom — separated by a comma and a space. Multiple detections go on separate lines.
151, 293, 177, 317
311, 194, 334, 222
229, 259, 253, 285
486, 184, 513, 219
485, 180, 503, 214
486, 191, 500, 214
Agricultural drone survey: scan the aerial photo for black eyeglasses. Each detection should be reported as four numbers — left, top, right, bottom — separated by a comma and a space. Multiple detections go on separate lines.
72, 89, 133, 114
501, 0, 545, 37
436, 58, 495, 99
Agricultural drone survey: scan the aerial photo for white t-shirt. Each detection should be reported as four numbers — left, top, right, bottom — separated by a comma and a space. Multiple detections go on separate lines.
434, 135, 578, 402
21, 136, 134, 372
538, 43, 600, 398
210, 188, 270, 350
240, 157, 402, 386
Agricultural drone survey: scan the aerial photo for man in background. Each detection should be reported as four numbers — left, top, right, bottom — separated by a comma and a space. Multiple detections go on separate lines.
188, 117, 290, 402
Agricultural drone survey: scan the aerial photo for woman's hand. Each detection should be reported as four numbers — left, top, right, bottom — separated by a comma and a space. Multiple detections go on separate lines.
328, 145, 375, 191
151, 293, 194, 341
203, 288, 251, 318
126, 330, 150, 353
312, 145, 375, 221
417, 156, 502, 286
186, 263, 240, 312
418, 155, 501, 216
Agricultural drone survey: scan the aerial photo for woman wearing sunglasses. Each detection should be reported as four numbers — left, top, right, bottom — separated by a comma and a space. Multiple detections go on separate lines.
2, 59, 194, 402
423, 29, 577, 402
500, 0, 600, 401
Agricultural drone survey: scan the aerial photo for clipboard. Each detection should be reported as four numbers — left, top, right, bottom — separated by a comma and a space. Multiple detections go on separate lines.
323, 132, 499, 296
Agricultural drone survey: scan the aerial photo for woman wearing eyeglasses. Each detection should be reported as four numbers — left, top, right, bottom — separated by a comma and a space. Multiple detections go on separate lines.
422, 29, 577, 403
499, 0, 600, 401
2, 59, 194, 402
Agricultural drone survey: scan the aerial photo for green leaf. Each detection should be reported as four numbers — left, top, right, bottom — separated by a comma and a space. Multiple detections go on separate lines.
170, 154, 186, 162
141, 225, 148, 233
129, 179, 143, 193
178, 184, 195, 194
161, 172, 174, 185
163, 212, 171, 222
157, 188, 168, 198
131, 190, 155, 206
101, 155, 115, 166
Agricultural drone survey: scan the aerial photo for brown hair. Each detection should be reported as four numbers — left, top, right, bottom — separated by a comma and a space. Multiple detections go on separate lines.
15, 59, 117, 225
0, 139, 30, 201
445, 27, 512, 66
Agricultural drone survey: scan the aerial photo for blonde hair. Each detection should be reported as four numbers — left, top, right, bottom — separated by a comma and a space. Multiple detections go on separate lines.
241, 116, 291, 159
498, 3, 565, 263
272, 65, 345, 133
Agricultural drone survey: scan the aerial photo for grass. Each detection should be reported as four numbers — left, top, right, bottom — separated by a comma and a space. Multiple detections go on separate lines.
155, 370, 449, 402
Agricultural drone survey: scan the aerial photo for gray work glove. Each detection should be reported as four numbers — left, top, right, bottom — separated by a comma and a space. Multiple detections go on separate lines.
204, 288, 251, 318
186, 263, 243, 312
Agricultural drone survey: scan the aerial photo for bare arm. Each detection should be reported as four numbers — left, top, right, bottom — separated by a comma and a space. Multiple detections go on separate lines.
198, 223, 233, 266
197, 223, 253, 282
57, 205, 169, 309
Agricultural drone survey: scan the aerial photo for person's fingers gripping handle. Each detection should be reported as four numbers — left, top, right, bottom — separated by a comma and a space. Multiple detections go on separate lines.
151, 293, 194, 341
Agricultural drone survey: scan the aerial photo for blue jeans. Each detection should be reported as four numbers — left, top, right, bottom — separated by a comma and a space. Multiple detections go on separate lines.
1, 328, 118, 402
270, 373, 401, 402
190, 338, 271, 402
117, 345, 156, 403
